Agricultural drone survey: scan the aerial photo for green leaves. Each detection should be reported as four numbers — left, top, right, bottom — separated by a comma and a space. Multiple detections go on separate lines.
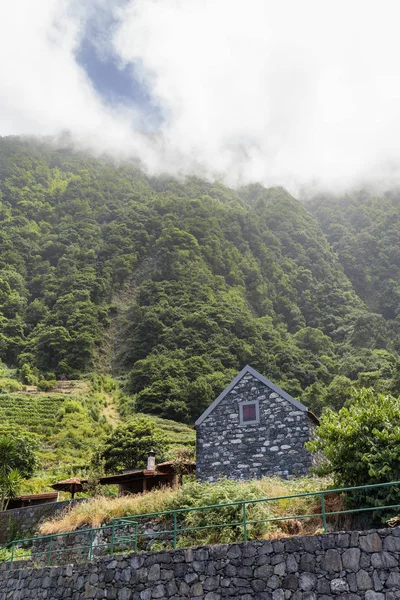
1, 136, 400, 426
100, 416, 167, 473
0, 433, 36, 510
308, 388, 400, 513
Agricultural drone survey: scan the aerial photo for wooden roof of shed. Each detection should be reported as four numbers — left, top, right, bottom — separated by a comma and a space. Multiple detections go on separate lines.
85, 460, 196, 486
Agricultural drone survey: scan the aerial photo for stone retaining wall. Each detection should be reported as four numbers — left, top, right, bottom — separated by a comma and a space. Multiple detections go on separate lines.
0, 501, 75, 545
29, 519, 171, 566
2, 527, 400, 598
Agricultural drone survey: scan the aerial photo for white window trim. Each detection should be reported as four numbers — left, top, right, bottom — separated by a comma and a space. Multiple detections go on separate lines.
239, 399, 260, 425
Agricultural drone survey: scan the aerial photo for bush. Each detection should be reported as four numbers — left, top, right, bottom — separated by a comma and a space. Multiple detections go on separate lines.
307, 388, 400, 515
0, 378, 23, 393
20, 363, 39, 385
37, 379, 57, 392
164, 478, 273, 545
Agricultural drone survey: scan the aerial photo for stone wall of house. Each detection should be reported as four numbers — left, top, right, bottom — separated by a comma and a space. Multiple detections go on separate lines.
2, 527, 400, 598
0, 501, 76, 545
196, 373, 316, 482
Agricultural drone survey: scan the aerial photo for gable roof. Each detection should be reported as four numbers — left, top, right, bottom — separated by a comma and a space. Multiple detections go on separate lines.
195, 365, 317, 426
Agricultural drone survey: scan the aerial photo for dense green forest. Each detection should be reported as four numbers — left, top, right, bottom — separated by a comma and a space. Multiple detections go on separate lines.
1, 136, 399, 426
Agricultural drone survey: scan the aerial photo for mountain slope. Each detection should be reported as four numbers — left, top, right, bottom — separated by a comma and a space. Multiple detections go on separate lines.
0, 136, 397, 420
309, 190, 400, 321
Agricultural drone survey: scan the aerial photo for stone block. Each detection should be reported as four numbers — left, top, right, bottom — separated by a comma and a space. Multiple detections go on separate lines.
342, 547, 361, 572
251, 579, 267, 592
299, 553, 315, 572
386, 572, 400, 588
299, 572, 317, 591
383, 535, 400, 552
321, 548, 342, 572
274, 561, 286, 576
190, 582, 203, 596
282, 574, 298, 590
286, 554, 298, 573
146, 564, 160, 582
371, 551, 397, 568
330, 578, 349, 594
365, 592, 384, 600
267, 575, 280, 589
360, 533, 382, 553
356, 569, 373, 590
203, 575, 220, 591
254, 565, 274, 579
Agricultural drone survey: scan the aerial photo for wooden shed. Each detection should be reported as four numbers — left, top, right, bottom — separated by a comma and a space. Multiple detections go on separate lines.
95, 460, 196, 496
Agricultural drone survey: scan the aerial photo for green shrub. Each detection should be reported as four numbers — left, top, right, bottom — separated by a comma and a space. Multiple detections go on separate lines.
163, 479, 273, 546
20, 363, 39, 386
37, 379, 57, 392
307, 387, 400, 517
0, 378, 23, 393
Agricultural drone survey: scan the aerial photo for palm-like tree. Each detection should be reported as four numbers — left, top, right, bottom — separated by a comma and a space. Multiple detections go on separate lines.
0, 436, 23, 512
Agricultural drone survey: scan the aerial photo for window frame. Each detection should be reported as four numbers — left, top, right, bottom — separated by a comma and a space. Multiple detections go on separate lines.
239, 399, 260, 425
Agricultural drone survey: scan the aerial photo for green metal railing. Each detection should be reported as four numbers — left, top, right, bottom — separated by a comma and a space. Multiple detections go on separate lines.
0, 522, 139, 571
1, 479, 400, 571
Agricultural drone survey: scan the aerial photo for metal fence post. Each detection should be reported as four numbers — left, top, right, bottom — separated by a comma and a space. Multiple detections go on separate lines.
110, 523, 115, 556
134, 522, 138, 552
89, 529, 94, 561
47, 537, 53, 566
242, 503, 247, 542
173, 512, 177, 549
10, 542, 14, 571
320, 493, 327, 533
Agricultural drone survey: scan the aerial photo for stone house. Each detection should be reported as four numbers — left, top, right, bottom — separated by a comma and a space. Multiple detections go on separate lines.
195, 365, 319, 482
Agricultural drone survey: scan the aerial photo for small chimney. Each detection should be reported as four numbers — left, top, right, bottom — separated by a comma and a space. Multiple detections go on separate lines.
147, 450, 156, 472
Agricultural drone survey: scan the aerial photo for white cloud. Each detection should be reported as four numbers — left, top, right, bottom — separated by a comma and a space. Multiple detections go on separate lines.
3, 0, 400, 193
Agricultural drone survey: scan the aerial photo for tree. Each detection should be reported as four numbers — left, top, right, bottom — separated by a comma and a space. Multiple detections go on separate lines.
0, 469, 22, 512
0, 436, 25, 511
307, 388, 400, 511
100, 416, 167, 473
0, 430, 38, 477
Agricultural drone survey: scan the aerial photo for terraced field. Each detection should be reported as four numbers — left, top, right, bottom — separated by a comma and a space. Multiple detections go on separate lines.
136, 413, 196, 449
0, 393, 66, 437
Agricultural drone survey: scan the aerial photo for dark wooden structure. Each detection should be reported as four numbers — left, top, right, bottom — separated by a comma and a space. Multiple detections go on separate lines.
96, 461, 196, 496
6, 493, 59, 510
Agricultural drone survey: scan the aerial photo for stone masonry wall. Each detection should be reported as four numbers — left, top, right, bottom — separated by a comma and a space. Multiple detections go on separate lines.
2, 527, 400, 599
0, 501, 75, 545
197, 373, 315, 482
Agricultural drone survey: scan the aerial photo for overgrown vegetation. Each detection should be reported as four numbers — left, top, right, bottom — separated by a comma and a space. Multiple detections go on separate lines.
308, 387, 400, 517
0, 434, 37, 510
40, 476, 333, 546
0, 136, 399, 422
3, 137, 400, 499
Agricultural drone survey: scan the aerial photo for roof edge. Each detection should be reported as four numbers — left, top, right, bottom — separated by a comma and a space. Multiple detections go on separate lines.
195, 364, 311, 427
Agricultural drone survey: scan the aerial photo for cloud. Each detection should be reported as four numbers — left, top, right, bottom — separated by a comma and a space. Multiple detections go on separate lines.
2, 0, 400, 193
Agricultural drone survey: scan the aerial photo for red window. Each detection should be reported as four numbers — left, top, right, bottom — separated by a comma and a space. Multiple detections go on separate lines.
242, 403, 256, 422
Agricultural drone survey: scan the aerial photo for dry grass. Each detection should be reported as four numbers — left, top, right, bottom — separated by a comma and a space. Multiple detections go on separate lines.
40, 476, 335, 538
40, 487, 179, 534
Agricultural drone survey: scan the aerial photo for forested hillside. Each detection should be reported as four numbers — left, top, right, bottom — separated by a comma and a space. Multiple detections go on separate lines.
0, 136, 399, 422
309, 191, 400, 320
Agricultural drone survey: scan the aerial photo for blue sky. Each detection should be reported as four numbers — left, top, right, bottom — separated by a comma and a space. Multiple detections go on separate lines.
75, 3, 163, 131
76, 38, 143, 106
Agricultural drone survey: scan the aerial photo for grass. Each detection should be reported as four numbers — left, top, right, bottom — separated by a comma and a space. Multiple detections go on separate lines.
135, 413, 195, 449
39, 476, 336, 547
